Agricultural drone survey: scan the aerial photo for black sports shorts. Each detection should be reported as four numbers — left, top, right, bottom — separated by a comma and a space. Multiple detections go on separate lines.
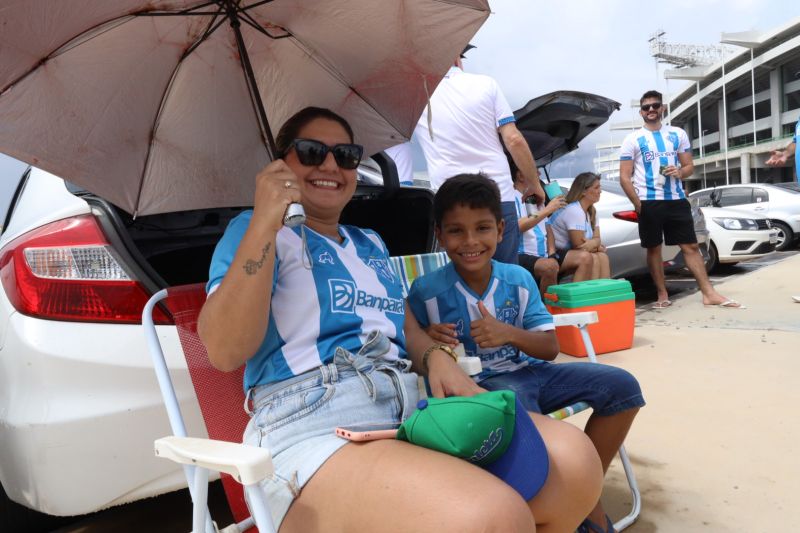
638, 199, 697, 248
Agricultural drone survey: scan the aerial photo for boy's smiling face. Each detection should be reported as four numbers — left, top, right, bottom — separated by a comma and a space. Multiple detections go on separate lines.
436, 204, 504, 278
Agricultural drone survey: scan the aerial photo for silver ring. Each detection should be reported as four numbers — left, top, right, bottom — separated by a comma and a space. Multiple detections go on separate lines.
284, 180, 292, 189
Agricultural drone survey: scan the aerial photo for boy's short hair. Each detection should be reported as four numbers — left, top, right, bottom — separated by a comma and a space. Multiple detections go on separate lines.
434, 173, 502, 228
640, 90, 662, 104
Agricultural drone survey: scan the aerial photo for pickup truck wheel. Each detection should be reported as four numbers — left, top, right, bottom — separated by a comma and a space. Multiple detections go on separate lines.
0, 483, 72, 533
770, 221, 793, 252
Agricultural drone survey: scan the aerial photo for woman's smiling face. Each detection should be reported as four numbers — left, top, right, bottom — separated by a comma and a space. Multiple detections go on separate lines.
283, 117, 358, 221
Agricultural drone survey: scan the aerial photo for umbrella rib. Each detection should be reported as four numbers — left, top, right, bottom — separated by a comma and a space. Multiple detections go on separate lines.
134, 1, 224, 17
236, 11, 291, 39
130, 5, 230, 216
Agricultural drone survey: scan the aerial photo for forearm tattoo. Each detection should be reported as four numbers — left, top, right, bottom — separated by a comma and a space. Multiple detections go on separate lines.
243, 243, 272, 275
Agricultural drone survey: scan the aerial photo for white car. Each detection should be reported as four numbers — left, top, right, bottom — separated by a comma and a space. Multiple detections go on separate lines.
697, 205, 778, 271
689, 183, 800, 251
0, 161, 434, 529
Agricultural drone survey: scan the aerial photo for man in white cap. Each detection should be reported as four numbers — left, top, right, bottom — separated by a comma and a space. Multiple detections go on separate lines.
415, 45, 544, 264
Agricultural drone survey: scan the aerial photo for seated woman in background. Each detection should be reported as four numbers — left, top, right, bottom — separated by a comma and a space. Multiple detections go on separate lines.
547, 172, 611, 280
197, 106, 602, 533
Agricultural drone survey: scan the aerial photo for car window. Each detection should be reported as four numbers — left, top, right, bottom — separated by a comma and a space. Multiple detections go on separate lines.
691, 190, 713, 207
773, 182, 800, 194
753, 188, 769, 203
719, 187, 753, 207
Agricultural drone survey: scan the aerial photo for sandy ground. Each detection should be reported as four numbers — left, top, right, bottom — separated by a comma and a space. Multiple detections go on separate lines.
561, 253, 800, 532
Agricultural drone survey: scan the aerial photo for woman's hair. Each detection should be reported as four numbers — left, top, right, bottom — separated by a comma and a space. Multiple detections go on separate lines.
274, 107, 355, 158
565, 172, 601, 229
434, 173, 502, 228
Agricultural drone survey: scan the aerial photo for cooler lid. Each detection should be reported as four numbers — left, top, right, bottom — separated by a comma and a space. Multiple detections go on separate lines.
545, 279, 633, 307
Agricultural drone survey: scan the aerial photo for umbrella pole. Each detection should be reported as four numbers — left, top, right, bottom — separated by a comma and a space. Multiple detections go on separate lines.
224, 2, 277, 160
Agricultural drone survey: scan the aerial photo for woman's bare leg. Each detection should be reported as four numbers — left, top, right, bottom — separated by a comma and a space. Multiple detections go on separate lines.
281, 439, 536, 533
525, 413, 603, 533
561, 250, 593, 282
596, 252, 611, 279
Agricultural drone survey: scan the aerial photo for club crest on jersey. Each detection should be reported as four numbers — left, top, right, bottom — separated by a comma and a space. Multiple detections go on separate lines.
318, 251, 335, 265
367, 257, 395, 282
497, 300, 519, 324
328, 279, 404, 315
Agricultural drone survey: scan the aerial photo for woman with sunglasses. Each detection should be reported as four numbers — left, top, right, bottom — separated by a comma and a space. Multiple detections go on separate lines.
198, 107, 602, 533
548, 173, 611, 280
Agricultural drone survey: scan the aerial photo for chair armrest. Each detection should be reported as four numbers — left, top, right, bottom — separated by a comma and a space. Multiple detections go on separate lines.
155, 436, 273, 485
552, 311, 598, 328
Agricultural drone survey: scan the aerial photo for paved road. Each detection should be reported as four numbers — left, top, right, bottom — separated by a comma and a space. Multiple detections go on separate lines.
630, 248, 799, 308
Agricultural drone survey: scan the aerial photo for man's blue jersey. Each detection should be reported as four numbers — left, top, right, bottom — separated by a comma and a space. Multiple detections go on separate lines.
207, 211, 407, 390
620, 125, 691, 200
407, 260, 554, 382
513, 190, 547, 257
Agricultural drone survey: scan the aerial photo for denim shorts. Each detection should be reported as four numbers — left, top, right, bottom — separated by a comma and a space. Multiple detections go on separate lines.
480, 362, 644, 417
243, 331, 420, 528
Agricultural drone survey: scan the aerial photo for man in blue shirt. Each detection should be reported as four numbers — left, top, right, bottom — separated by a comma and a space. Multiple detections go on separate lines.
407, 173, 644, 533
766, 116, 798, 183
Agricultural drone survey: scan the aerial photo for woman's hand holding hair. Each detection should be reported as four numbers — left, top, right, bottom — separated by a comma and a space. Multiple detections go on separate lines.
252, 159, 303, 233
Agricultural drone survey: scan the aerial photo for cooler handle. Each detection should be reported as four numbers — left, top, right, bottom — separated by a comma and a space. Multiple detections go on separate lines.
543, 293, 558, 302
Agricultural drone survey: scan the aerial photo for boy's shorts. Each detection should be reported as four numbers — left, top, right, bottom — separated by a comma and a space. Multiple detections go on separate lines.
479, 362, 645, 417
638, 199, 697, 248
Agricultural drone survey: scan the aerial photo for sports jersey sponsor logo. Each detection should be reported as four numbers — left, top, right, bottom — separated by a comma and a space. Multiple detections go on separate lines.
328, 279, 404, 315
478, 344, 518, 362
468, 427, 504, 463
318, 251, 335, 265
643, 150, 677, 162
366, 257, 395, 282
454, 318, 465, 338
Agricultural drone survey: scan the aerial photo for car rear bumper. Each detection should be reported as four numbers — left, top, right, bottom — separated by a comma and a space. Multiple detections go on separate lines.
0, 291, 207, 516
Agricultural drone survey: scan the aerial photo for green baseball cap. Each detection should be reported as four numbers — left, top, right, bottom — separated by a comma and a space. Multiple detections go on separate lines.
397, 390, 550, 499
397, 390, 515, 466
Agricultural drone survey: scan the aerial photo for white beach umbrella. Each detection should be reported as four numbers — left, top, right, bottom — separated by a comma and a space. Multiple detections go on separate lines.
0, 0, 489, 215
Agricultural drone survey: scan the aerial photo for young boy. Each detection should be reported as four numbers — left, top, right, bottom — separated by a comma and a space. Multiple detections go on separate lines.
407, 173, 644, 533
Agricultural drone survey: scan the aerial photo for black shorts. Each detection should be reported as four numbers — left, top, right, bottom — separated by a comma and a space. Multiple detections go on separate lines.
638, 199, 697, 248
519, 253, 564, 271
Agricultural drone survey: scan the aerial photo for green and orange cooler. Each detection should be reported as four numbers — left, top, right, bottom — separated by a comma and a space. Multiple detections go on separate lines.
544, 279, 635, 357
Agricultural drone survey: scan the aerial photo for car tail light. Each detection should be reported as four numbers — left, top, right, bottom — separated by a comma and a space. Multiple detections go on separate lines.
613, 210, 639, 223
0, 215, 172, 324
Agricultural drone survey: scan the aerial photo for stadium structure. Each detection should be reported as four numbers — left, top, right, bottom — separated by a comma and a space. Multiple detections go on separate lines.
595, 17, 800, 191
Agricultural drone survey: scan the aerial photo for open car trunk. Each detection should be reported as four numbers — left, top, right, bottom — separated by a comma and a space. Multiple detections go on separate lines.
84, 155, 435, 289
513, 91, 621, 167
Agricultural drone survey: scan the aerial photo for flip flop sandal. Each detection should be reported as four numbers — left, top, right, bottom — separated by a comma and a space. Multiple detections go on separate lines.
577, 514, 616, 533
651, 299, 672, 309
706, 299, 746, 309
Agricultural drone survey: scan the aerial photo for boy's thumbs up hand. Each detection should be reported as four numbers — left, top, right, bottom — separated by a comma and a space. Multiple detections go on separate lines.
470, 300, 513, 348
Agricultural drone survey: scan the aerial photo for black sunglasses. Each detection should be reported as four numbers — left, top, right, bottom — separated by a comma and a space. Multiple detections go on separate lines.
289, 138, 364, 170
640, 102, 662, 111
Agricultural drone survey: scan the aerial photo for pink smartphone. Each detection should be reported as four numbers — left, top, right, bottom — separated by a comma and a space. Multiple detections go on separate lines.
335, 423, 400, 441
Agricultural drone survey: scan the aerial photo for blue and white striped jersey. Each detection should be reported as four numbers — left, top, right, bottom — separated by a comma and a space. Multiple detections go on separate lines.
513, 190, 547, 257
620, 126, 692, 200
547, 202, 593, 251
407, 260, 554, 382
207, 211, 406, 389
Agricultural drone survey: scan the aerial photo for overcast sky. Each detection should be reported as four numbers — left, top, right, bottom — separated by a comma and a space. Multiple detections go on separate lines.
463, 0, 794, 176
0, 1, 795, 190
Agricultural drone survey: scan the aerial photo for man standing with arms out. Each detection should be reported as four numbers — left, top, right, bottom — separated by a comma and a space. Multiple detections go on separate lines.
765, 114, 798, 183
415, 45, 544, 264
620, 90, 742, 308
